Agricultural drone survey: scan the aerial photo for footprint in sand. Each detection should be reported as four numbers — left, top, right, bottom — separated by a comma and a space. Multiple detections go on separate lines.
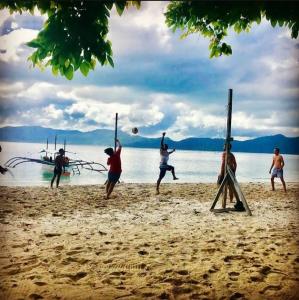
29, 293, 44, 299
159, 292, 170, 299
229, 271, 240, 281
224, 255, 246, 263
208, 265, 219, 274
44, 232, 61, 238
259, 284, 282, 294
110, 271, 126, 276
259, 265, 271, 275
201, 248, 218, 254
65, 271, 87, 282
163, 278, 183, 286
176, 270, 189, 276
249, 272, 264, 282
172, 286, 193, 295
230, 292, 245, 299
34, 282, 47, 286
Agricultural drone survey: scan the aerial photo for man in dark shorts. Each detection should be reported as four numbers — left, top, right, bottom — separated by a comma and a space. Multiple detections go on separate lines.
104, 139, 122, 199
51, 148, 65, 188
156, 132, 178, 194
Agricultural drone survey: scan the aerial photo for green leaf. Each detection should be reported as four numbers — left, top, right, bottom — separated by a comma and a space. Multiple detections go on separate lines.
45, 60, 52, 67
278, 20, 284, 26
27, 40, 41, 48
115, 3, 125, 16
52, 65, 59, 76
65, 65, 74, 80
64, 59, 70, 68
90, 58, 96, 70
30, 51, 38, 65
270, 19, 277, 27
80, 61, 90, 76
107, 56, 114, 67
59, 55, 65, 66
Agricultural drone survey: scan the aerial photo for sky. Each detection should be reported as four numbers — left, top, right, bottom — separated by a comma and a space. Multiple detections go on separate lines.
0, 2, 298, 141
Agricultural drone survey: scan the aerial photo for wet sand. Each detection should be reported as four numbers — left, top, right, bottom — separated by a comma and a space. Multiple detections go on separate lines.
0, 183, 298, 299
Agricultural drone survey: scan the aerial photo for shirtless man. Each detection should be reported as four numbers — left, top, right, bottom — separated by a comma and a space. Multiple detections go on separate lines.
218, 144, 237, 202
156, 132, 178, 194
51, 148, 65, 188
269, 148, 286, 192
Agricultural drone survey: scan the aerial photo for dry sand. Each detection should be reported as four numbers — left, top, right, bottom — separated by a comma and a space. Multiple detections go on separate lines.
0, 183, 298, 300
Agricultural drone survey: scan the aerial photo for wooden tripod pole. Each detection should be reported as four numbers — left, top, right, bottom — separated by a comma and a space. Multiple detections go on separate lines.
222, 89, 233, 208
114, 113, 118, 151
210, 89, 251, 215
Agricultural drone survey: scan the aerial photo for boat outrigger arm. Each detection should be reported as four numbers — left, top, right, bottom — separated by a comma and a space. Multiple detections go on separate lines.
5, 157, 108, 175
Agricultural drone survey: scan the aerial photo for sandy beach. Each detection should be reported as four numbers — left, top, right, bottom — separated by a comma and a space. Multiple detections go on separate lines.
0, 182, 298, 300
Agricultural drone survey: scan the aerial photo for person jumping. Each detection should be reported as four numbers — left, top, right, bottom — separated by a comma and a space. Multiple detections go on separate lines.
104, 139, 122, 199
156, 132, 178, 194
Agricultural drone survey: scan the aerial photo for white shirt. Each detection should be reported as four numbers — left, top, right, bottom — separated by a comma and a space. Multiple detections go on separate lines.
160, 150, 169, 166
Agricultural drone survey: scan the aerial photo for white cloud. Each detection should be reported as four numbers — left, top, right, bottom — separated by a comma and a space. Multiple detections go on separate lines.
108, 1, 175, 55
0, 8, 11, 27
43, 104, 63, 120
0, 81, 25, 98
16, 82, 58, 101
0, 28, 38, 62
0, 4, 298, 139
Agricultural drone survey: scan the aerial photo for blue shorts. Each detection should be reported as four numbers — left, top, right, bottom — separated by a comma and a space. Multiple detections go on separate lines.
272, 168, 283, 178
108, 172, 121, 183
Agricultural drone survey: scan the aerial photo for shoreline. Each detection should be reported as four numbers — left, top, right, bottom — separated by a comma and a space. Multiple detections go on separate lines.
0, 183, 298, 299
1, 180, 299, 188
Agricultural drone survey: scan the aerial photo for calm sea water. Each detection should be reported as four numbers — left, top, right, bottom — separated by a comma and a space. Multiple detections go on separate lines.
0, 142, 298, 186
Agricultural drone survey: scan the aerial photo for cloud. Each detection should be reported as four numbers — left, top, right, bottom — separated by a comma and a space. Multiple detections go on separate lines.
0, 3, 298, 140
0, 28, 38, 62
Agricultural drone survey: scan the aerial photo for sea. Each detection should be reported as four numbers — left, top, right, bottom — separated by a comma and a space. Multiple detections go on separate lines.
0, 142, 298, 186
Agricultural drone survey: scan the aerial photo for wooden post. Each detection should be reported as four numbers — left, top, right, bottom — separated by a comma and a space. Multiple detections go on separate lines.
210, 89, 252, 216
210, 173, 228, 210
222, 89, 233, 208
54, 135, 57, 150
114, 113, 118, 151
46, 138, 48, 150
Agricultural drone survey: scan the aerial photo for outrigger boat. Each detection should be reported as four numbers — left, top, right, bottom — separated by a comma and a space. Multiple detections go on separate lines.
5, 136, 107, 176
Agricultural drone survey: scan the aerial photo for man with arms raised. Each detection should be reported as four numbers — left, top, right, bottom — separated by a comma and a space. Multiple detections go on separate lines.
156, 132, 178, 194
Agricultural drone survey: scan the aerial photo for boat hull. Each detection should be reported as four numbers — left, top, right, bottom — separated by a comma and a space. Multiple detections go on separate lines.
41, 164, 71, 177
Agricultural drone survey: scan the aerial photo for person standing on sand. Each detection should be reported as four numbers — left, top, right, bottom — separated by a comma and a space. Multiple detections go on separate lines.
217, 144, 237, 202
104, 139, 122, 199
269, 147, 287, 192
0, 145, 8, 175
156, 132, 179, 194
51, 148, 65, 188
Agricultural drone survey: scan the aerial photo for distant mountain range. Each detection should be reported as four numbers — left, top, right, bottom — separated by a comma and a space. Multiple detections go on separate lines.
0, 126, 299, 154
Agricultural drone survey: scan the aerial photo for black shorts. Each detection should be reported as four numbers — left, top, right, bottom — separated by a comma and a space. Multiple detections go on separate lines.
159, 165, 174, 180
54, 167, 62, 176
108, 172, 121, 183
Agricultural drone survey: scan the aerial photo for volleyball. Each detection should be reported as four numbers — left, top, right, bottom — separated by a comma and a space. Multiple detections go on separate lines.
132, 127, 138, 134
